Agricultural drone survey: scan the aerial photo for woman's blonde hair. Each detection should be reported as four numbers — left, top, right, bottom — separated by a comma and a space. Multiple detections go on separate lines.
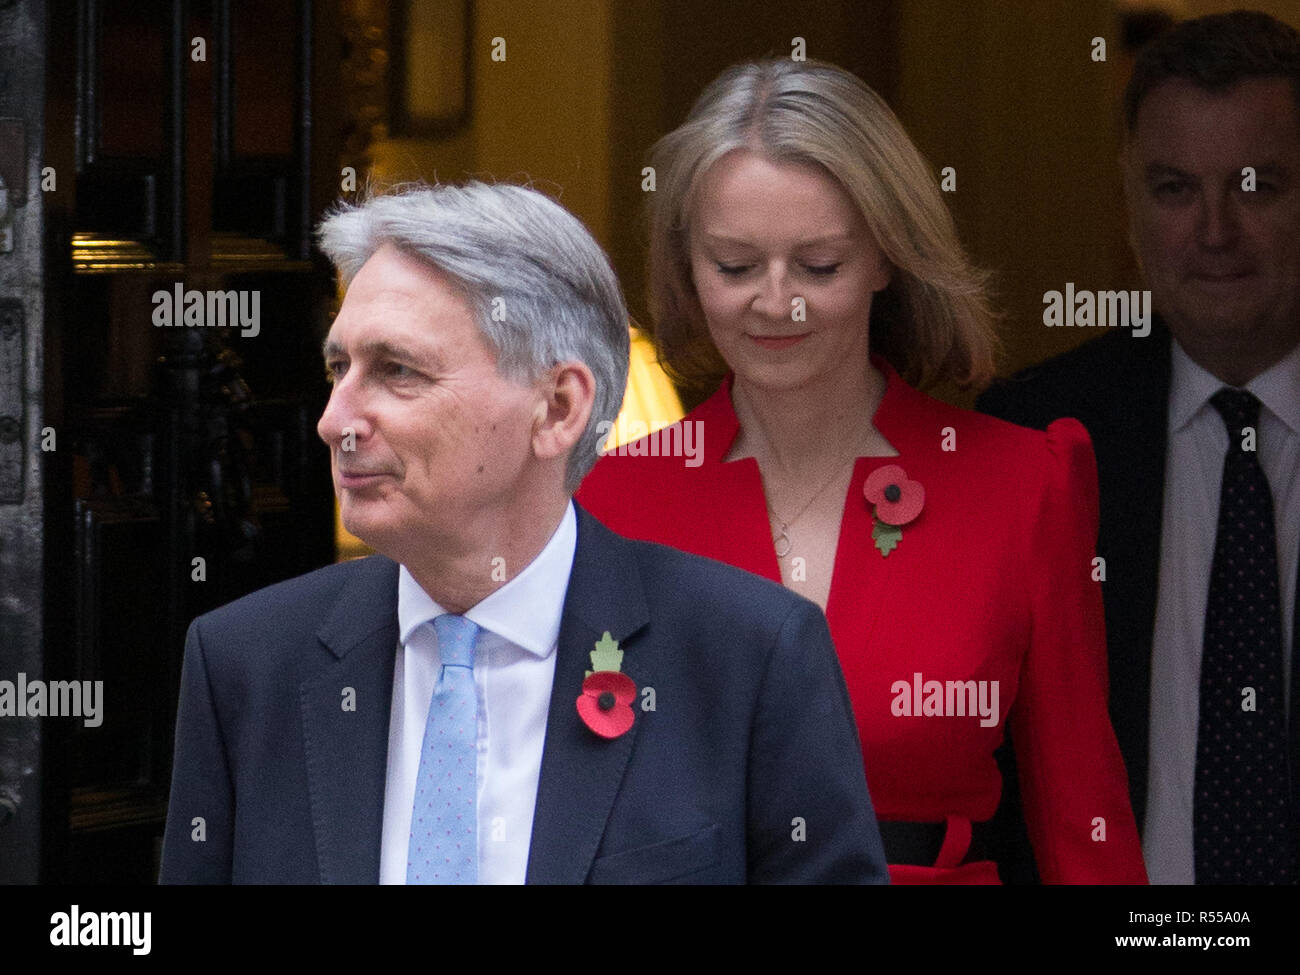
647, 58, 997, 395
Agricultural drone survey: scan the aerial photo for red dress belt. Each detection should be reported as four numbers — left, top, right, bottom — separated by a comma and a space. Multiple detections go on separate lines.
878, 816, 991, 868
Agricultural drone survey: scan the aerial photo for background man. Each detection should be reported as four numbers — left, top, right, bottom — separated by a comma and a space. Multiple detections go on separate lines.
980, 11, 1300, 884
159, 181, 888, 884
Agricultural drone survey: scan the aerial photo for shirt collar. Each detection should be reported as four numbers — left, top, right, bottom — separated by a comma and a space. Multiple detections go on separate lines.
396, 500, 578, 659
1168, 339, 1227, 434
1249, 338, 1300, 437
1169, 336, 1300, 436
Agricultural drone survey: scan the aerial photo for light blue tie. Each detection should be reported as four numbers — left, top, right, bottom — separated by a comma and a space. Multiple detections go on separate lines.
407, 614, 481, 884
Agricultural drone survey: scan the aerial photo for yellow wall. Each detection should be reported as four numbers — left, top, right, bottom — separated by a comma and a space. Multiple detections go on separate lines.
895, 0, 1128, 399
371, 0, 613, 244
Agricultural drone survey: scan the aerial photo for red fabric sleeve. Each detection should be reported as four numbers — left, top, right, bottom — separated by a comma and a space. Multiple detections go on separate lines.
1011, 417, 1148, 883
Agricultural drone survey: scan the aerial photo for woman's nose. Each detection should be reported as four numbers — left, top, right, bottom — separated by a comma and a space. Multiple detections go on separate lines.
751, 265, 794, 319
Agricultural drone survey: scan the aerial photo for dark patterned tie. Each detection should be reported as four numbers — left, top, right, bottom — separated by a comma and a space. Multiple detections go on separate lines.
1194, 388, 1296, 884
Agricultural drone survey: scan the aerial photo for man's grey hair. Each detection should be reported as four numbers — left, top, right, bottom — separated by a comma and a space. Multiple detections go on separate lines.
316, 181, 630, 492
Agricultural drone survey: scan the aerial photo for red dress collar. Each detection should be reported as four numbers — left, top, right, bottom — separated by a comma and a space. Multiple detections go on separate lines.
692, 354, 935, 463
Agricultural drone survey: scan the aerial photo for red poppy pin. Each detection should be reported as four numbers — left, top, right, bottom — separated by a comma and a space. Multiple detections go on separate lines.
577, 631, 636, 739
863, 464, 925, 557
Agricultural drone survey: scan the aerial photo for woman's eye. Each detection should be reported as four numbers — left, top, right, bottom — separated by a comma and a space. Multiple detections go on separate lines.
803, 263, 842, 276
716, 263, 753, 276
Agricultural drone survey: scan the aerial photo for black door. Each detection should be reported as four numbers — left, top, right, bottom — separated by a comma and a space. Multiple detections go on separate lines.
0, 0, 343, 884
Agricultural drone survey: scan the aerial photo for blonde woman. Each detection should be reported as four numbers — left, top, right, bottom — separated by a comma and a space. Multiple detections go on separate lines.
578, 59, 1145, 884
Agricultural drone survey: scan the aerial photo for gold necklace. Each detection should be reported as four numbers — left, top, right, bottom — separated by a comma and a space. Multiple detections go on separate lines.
766, 453, 861, 559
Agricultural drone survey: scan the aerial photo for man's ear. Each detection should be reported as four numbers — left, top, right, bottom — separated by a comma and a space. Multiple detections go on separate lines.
532, 361, 596, 463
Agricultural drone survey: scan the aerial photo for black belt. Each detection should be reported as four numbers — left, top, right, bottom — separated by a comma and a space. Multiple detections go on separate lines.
879, 817, 993, 868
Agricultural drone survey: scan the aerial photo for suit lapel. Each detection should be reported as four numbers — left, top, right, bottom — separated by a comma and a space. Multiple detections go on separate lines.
302, 556, 400, 884
525, 507, 653, 884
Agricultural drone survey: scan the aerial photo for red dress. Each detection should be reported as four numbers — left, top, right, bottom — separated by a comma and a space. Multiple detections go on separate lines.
577, 360, 1147, 884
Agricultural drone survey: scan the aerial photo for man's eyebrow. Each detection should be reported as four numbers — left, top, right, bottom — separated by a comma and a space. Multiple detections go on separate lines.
321, 338, 442, 369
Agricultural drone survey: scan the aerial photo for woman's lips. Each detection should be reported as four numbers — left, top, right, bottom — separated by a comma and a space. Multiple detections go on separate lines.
749, 332, 811, 350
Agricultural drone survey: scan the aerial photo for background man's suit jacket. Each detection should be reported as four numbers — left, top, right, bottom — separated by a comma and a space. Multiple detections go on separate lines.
158, 506, 889, 883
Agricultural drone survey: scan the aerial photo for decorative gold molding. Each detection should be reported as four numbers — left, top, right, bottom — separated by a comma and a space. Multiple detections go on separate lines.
71, 234, 183, 275
209, 233, 313, 273
340, 0, 391, 175
73, 233, 315, 274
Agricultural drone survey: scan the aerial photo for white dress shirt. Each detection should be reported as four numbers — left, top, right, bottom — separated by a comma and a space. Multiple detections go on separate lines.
379, 502, 577, 884
1143, 338, 1300, 884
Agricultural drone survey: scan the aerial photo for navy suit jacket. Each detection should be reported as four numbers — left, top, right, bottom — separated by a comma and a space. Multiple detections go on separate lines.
159, 506, 888, 883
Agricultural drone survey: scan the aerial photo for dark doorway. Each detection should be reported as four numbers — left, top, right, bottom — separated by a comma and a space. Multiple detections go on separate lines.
0, 0, 343, 884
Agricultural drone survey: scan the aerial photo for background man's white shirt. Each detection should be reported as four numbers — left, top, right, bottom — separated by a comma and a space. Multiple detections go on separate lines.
1144, 339, 1300, 884
379, 502, 577, 884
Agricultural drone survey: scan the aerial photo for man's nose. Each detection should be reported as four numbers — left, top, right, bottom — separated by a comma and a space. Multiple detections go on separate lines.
317, 371, 369, 447
1197, 190, 1241, 249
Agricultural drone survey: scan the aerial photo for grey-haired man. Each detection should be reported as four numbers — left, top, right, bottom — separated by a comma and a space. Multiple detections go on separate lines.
160, 182, 887, 884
